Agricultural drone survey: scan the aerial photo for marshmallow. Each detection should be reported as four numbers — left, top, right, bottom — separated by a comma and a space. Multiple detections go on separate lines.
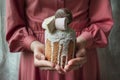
55, 17, 68, 30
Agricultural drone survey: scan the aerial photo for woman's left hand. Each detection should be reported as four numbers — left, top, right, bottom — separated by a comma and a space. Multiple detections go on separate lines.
64, 36, 87, 72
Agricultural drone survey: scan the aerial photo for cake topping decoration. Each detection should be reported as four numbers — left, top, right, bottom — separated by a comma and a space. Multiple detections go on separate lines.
42, 8, 73, 33
42, 8, 76, 69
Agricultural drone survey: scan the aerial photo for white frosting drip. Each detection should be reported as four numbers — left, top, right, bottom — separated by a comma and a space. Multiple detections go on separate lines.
45, 28, 75, 43
57, 44, 62, 65
45, 28, 76, 65
51, 42, 54, 62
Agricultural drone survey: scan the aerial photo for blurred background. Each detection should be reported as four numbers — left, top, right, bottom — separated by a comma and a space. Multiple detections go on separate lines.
0, 0, 20, 80
0, 0, 120, 80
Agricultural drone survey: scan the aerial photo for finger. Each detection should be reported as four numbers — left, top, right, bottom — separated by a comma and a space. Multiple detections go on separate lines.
55, 65, 65, 74
34, 59, 55, 68
64, 56, 87, 72
76, 48, 86, 57
34, 50, 45, 60
64, 58, 81, 72
37, 53, 45, 60
35, 53, 45, 60
64, 65, 70, 72
70, 65, 81, 70
64, 64, 81, 72
68, 57, 87, 66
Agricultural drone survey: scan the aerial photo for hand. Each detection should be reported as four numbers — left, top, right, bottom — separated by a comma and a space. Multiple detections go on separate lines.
31, 41, 55, 68
64, 36, 87, 72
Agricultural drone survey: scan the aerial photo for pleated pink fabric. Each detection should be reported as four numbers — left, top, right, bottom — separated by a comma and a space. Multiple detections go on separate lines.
6, 0, 113, 80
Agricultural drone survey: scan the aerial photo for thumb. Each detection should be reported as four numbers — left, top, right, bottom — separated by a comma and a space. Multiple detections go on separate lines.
34, 49, 45, 60
35, 53, 45, 60
34, 58, 55, 68
76, 48, 86, 57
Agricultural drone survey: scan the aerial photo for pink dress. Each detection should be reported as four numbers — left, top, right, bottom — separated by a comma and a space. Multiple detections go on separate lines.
6, 0, 113, 80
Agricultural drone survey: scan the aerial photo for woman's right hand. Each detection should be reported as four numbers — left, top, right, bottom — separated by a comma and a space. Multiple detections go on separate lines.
30, 41, 55, 68
31, 41, 66, 74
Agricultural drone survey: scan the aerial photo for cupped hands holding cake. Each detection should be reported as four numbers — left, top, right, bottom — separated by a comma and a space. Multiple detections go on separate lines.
31, 8, 87, 74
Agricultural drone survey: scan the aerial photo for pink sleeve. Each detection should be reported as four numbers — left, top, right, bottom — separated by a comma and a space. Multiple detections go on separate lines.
80, 0, 114, 48
6, 0, 37, 52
